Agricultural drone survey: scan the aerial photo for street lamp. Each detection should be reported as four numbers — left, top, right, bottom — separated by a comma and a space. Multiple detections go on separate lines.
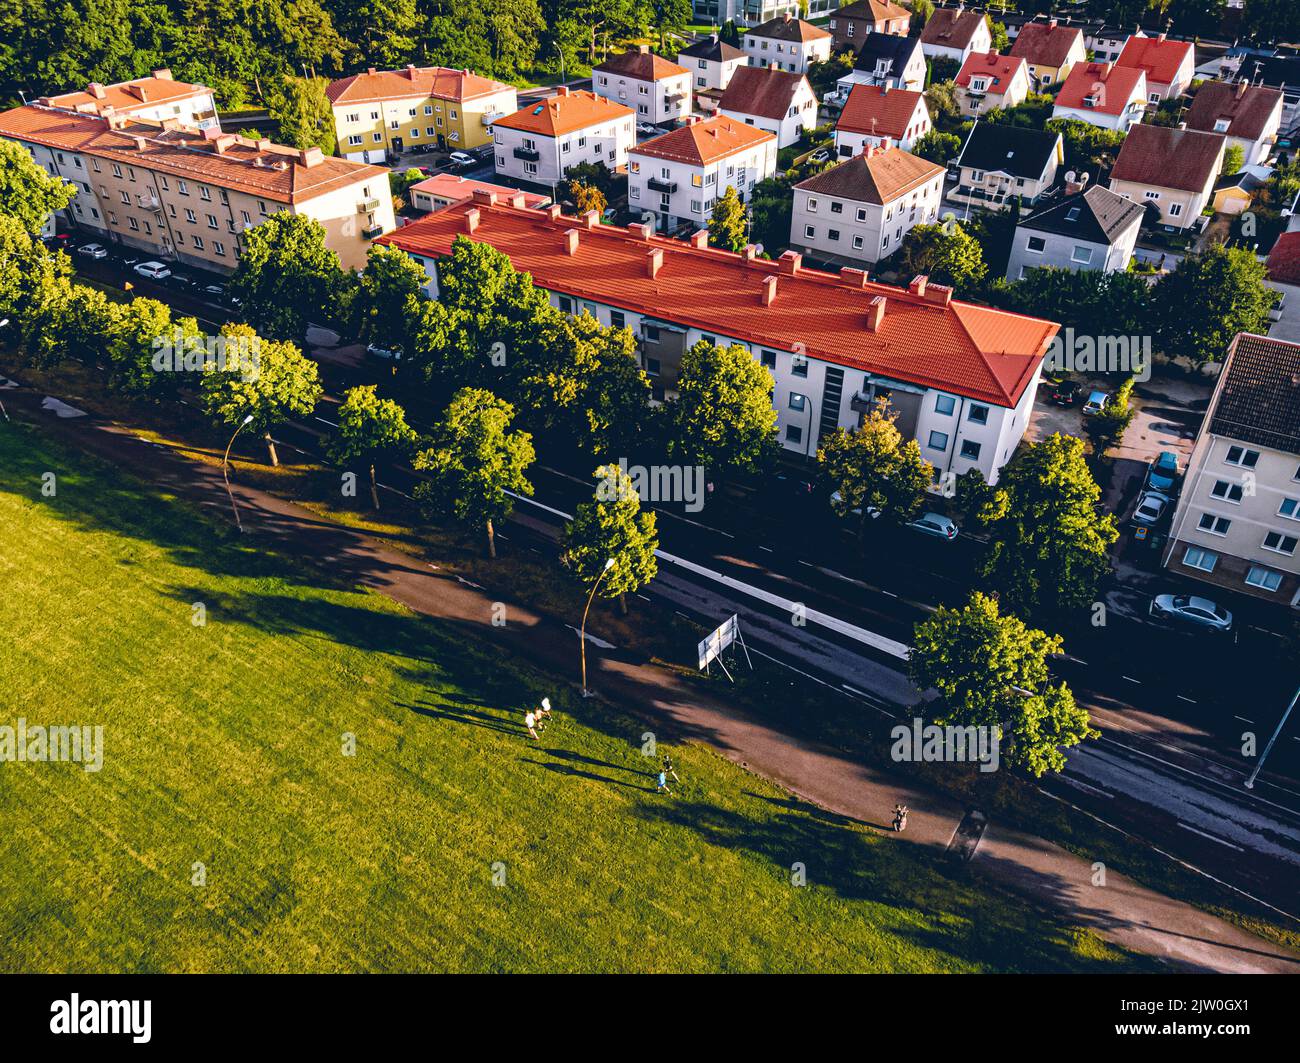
580, 557, 615, 697
222, 413, 255, 533
1245, 685, 1299, 790
0, 318, 9, 421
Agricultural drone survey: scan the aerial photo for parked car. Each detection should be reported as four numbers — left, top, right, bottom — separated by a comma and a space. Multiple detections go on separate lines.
1149, 594, 1233, 633
166, 271, 199, 290
1132, 489, 1170, 526
1047, 379, 1081, 406
636, 122, 658, 135
906, 512, 959, 540
365, 343, 403, 363
1146, 451, 1180, 493
1082, 390, 1109, 416
133, 261, 172, 280
447, 151, 477, 169
76, 242, 109, 259
808, 148, 831, 164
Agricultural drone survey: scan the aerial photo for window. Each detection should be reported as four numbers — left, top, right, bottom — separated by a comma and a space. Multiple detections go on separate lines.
610, 311, 625, 329
184, 208, 196, 223
928, 431, 949, 451
213, 241, 225, 256
192, 235, 204, 250
1168, 203, 1183, 217
1225, 445, 1259, 468
206, 214, 218, 229
960, 440, 982, 460
199, 187, 211, 201
1198, 513, 1231, 535
934, 394, 955, 415
789, 393, 807, 411
828, 228, 840, 241
967, 404, 989, 425
852, 235, 864, 250
1211, 480, 1243, 503
1279, 498, 1300, 520
760, 350, 777, 369
1071, 245, 1093, 264
1245, 566, 1283, 591
644, 325, 660, 342
791, 356, 808, 378
1263, 531, 1298, 555
645, 357, 661, 375
855, 207, 867, 222
1143, 190, 1160, 200
1026, 236, 1046, 253
127, 217, 139, 231
785, 424, 802, 444
1183, 546, 1217, 572
830, 201, 843, 214
558, 296, 573, 313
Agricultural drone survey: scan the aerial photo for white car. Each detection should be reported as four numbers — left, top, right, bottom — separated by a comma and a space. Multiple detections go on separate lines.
133, 261, 172, 280
447, 151, 477, 168
1132, 490, 1170, 526
76, 242, 108, 259
636, 122, 658, 135
1149, 594, 1233, 633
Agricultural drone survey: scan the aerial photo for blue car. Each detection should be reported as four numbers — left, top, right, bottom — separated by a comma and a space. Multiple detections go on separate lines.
1146, 451, 1180, 493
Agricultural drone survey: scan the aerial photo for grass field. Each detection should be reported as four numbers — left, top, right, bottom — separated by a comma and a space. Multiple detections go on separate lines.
0, 421, 1147, 972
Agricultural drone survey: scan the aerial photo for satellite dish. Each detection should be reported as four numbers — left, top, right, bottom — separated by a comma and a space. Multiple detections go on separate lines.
1065, 169, 1077, 183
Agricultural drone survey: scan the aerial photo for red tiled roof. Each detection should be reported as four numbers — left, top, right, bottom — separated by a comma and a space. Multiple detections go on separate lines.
1185, 81, 1284, 142
1110, 124, 1224, 193
492, 90, 634, 137
796, 146, 944, 205
631, 116, 774, 166
410, 173, 550, 208
749, 14, 833, 43
719, 66, 811, 121
955, 52, 1027, 93
1053, 62, 1145, 115
1266, 231, 1300, 286
921, 9, 988, 49
593, 49, 689, 82
44, 71, 211, 117
835, 0, 910, 22
1008, 21, 1085, 69
837, 84, 927, 139
0, 105, 386, 204
326, 66, 514, 105
378, 200, 1057, 407
1116, 34, 1193, 88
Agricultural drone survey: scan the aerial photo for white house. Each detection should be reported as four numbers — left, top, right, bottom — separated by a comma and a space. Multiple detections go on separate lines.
920, 8, 993, 66
790, 145, 945, 266
719, 65, 818, 148
1051, 62, 1147, 131
835, 32, 928, 97
955, 52, 1031, 117
1185, 80, 1284, 167
592, 46, 692, 127
1004, 182, 1144, 280
677, 34, 748, 94
951, 122, 1063, 211
833, 84, 930, 156
628, 115, 777, 232
743, 13, 833, 74
492, 88, 635, 189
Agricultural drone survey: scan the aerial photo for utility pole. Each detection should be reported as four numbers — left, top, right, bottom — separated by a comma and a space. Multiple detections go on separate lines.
1245, 686, 1300, 789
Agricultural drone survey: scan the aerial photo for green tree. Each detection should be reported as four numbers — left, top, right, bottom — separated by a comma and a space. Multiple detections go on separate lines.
104, 297, 201, 398
0, 138, 75, 235
268, 75, 337, 154
818, 399, 932, 529
412, 387, 535, 558
953, 467, 1008, 530
708, 184, 748, 253
925, 79, 960, 120
982, 92, 1054, 129
988, 19, 1010, 51
329, 385, 418, 509
1221, 144, 1245, 176
899, 222, 987, 292
747, 174, 794, 255
1153, 244, 1277, 367
1044, 118, 1126, 176
806, 51, 854, 97
352, 242, 426, 352
981, 433, 1119, 620
1082, 375, 1136, 458
991, 266, 1153, 338
928, 57, 961, 86
912, 129, 962, 165
567, 179, 607, 216
561, 463, 659, 613
0, 216, 76, 365
909, 591, 1098, 777
669, 340, 779, 482
200, 323, 323, 466
229, 213, 343, 345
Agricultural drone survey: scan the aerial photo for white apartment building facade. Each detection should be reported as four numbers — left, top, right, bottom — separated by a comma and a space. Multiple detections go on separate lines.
491, 89, 635, 190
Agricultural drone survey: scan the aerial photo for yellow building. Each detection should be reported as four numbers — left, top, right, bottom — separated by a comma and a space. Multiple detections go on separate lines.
327, 66, 518, 162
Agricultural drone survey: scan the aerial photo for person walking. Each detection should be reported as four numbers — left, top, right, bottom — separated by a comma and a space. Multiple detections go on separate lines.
661, 753, 679, 784
536, 697, 553, 732
656, 770, 672, 795
524, 709, 540, 741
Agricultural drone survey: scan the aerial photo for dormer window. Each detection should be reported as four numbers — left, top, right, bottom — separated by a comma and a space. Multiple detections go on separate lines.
1214, 118, 1230, 132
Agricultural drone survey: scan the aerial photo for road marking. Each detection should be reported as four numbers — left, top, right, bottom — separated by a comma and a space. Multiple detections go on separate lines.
745, 648, 894, 717
1176, 822, 1244, 852
566, 625, 616, 650
314, 416, 339, 428
881, 590, 898, 598
1121, 675, 1140, 684
455, 576, 484, 591
1177, 695, 1197, 704
1234, 715, 1253, 724
758, 545, 774, 553
635, 594, 651, 602
1056, 776, 1113, 799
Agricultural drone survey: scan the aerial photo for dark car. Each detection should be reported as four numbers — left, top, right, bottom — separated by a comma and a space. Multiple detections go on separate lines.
1048, 379, 1081, 406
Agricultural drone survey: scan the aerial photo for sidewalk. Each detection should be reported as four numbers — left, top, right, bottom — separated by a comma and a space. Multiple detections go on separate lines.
8, 387, 1299, 973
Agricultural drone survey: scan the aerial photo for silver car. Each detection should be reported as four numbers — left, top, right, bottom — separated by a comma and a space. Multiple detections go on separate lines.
906, 512, 959, 540
1149, 594, 1233, 633
1132, 490, 1170, 526
76, 242, 108, 259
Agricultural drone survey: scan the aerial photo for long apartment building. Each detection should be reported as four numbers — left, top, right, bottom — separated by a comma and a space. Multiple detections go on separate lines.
326, 65, 518, 161
0, 104, 395, 272
44, 69, 220, 131
379, 194, 1057, 483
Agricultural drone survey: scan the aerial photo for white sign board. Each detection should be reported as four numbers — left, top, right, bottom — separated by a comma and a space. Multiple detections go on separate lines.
698, 615, 739, 671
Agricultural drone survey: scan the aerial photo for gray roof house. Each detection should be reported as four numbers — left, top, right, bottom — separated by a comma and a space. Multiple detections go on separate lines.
1005, 183, 1145, 280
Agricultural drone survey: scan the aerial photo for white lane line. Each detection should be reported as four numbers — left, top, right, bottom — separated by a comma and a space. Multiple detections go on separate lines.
1176, 822, 1244, 852
455, 576, 484, 591
635, 594, 651, 602
881, 590, 898, 598
1234, 715, 1253, 724
376, 482, 414, 500
1056, 775, 1114, 799
314, 416, 338, 427
758, 545, 774, 553
1177, 695, 1197, 704
1121, 675, 1140, 684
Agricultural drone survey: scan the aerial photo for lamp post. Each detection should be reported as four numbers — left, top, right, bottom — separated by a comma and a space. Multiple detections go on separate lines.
580, 557, 615, 697
0, 318, 9, 421
222, 413, 255, 533
1245, 685, 1299, 790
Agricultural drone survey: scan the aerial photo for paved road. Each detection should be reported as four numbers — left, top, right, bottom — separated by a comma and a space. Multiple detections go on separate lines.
4, 380, 1298, 972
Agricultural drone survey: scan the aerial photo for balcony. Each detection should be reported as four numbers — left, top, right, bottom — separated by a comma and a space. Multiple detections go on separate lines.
664, 91, 686, 104
357, 196, 381, 213
136, 192, 160, 210
361, 223, 386, 239
647, 177, 677, 194
512, 146, 540, 161
481, 111, 502, 126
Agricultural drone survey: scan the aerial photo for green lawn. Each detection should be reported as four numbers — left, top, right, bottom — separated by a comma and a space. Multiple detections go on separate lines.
0, 422, 1144, 972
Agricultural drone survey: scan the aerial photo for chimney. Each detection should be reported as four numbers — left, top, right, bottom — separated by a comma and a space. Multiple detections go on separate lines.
129, 134, 147, 151
1236, 80, 1247, 98
160, 117, 183, 131
1157, 32, 1167, 42
742, 244, 759, 262
88, 82, 107, 100
405, 64, 419, 80
135, 84, 150, 102
1047, 19, 1057, 31
581, 208, 600, 229
556, 85, 570, 97
546, 203, 563, 220
465, 207, 481, 233
256, 138, 271, 150
563, 229, 580, 255
988, 50, 998, 62
508, 192, 528, 208
638, 44, 650, 55
213, 132, 238, 153
629, 221, 654, 240
710, 33, 719, 44
783, 11, 792, 20
866, 295, 886, 331
689, 229, 708, 248
471, 189, 499, 206
367, 67, 376, 76
646, 247, 663, 277
769, 61, 779, 71
152, 68, 173, 81
841, 267, 870, 288
923, 283, 954, 306
909, 274, 928, 297
686, 114, 703, 125
778, 249, 801, 275
762, 275, 778, 306
298, 146, 323, 167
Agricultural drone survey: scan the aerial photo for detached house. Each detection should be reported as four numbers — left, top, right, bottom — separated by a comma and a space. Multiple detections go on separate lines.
743, 14, 833, 75
834, 84, 930, 155
1185, 80, 1284, 167
593, 46, 692, 127
952, 122, 1063, 211
677, 35, 748, 115
379, 193, 1058, 480
829, 0, 911, 49
1051, 62, 1147, 131
1116, 33, 1196, 103
1004, 182, 1144, 280
1108, 124, 1225, 230
790, 146, 945, 266
835, 32, 928, 96
920, 8, 993, 66
628, 115, 777, 232
491, 88, 635, 190
719, 66, 818, 148
1007, 19, 1087, 91
955, 52, 1031, 117
45, 70, 219, 132
1162, 333, 1300, 605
